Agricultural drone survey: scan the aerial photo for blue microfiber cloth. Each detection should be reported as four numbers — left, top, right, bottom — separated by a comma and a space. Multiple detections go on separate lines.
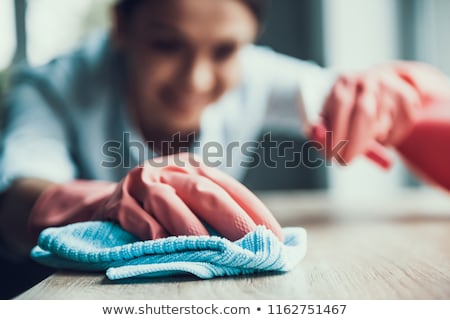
30, 221, 307, 280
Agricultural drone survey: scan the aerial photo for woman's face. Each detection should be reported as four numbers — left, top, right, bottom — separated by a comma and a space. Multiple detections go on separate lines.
114, 0, 258, 137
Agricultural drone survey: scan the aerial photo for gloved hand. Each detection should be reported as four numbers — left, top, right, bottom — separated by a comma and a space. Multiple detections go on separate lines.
28, 153, 283, 242
320, 61, 450, 164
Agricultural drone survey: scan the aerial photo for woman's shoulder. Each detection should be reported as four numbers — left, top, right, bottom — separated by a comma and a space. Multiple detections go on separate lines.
8, 30, 115, 102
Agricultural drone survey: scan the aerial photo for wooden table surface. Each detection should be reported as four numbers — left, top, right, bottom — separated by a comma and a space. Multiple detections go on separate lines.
16, 189, 450, 300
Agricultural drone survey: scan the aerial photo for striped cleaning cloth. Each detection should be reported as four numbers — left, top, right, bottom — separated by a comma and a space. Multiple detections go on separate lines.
30, 221, 307, 280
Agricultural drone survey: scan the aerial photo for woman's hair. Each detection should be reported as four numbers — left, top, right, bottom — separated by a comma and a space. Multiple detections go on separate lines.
116, 0, 267, 24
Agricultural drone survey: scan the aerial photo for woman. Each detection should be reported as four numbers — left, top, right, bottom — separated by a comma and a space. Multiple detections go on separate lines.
1, 0, 450, 258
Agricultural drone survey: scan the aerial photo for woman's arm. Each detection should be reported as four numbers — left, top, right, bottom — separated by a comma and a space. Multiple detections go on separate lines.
0, 67, 79, 258
0, 179, 56, 259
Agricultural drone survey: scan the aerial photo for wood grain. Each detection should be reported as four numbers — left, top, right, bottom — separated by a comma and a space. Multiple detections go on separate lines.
16, 190, 450, 299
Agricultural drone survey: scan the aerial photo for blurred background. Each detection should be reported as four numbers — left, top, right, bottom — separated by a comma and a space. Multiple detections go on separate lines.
1, 0, 450, 298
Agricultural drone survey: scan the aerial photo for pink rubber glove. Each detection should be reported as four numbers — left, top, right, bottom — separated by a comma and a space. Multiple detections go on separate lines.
28, 153, 283, 242
321, 61, 450, 164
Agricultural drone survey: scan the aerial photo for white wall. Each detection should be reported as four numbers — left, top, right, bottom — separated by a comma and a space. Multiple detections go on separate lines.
0, 0, 16, 69
323, 0, 399, 71
414, 0, 450, 76
26, 0, 96, 66
322, 0, 405, 204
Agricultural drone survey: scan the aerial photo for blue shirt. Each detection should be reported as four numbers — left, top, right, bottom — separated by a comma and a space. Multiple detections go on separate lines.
0, 32, 334, 192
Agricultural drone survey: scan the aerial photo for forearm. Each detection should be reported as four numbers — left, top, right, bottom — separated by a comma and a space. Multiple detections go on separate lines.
396, 104, 450, 191
0, 178, 56, 259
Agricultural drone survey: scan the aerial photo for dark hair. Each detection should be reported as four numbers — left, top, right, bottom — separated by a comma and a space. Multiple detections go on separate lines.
116, 0, 267, 24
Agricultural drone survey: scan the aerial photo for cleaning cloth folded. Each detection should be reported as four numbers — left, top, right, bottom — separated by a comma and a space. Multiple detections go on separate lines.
30, 221, 307, 280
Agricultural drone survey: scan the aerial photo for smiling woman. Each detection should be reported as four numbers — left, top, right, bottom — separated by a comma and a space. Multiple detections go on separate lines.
113, 0, 262, 144
1, 0, 450, 301
0, 0, 336, 261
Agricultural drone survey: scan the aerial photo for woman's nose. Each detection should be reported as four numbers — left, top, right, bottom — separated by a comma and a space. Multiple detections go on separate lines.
181, 57, 216, 94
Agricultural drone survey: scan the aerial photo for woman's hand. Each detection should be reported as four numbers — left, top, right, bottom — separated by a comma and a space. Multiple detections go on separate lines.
28, 153, 283, 242
320, 61, 450, 164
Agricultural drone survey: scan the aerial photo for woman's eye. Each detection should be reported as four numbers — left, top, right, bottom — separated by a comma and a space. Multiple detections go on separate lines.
213, 44, 237, 61
149, 39, 182, 53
